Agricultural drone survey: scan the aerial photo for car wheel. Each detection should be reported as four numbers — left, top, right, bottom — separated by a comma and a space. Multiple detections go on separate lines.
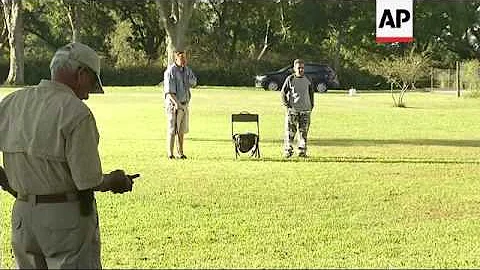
267, 80, 279, 91
316, 82, 327, 93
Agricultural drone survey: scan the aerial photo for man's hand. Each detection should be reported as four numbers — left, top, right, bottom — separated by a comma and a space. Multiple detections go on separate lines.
128, 173, 140, 181
102, 170, 140, 194
167, 93, 178, 110
189, 76, 197, 88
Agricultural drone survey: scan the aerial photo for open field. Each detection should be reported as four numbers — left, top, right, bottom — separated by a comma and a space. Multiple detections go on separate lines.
1, 86, 480, 268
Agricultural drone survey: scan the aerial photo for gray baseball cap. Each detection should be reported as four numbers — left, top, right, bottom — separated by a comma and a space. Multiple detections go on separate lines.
51, 42, 104, 93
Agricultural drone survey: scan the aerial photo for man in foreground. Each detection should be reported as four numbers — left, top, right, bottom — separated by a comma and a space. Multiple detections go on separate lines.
0, 42, 139, 269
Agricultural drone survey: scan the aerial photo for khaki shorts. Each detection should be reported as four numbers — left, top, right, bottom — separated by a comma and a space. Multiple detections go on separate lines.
165, 100, 189, 135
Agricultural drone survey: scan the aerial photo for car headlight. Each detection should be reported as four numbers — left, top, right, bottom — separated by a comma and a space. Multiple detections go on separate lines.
255, 75, 267, 81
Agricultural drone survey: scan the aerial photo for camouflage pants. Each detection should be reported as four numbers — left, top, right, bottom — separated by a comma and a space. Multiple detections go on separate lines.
284, 110, 311, 155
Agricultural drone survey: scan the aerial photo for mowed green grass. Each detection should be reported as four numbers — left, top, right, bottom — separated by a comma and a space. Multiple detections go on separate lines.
1, 86, 480, 268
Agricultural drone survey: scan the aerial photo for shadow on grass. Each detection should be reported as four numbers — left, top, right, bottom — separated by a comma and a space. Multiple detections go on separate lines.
190, 137, 480, 148
308, 138, 480, 147
228, 156, 480, 164
188, 137, 480, 164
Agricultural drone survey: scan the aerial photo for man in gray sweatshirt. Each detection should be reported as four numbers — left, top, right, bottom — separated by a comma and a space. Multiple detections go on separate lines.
280, 58, 315, 158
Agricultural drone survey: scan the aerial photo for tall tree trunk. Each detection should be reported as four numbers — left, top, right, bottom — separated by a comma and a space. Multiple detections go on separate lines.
333, 28, 342, 74
257, 20, 270, 61
0, 6, 7, 50
228, 26, 238, 61
279, 1, 289, 41
2, 0, 24, 85
64, 0, 82, 42
0, 24, 7, 51
208, 0, 228, 60
157, 0, 194, 65
390, 82, 398, 107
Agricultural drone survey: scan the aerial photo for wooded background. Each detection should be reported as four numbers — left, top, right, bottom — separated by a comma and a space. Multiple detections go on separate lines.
1, 0, 479, 89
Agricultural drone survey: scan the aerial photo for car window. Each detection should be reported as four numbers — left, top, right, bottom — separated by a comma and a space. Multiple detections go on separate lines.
305, 65, 326, 73
304, 65, 316, 73
273, 64, 335, 75
277, 65, 292, 73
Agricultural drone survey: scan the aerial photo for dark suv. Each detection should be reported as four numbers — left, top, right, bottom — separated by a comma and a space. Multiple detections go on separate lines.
255, 63, 340, 92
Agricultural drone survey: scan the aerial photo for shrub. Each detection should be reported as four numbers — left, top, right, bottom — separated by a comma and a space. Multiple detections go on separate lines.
462, 59, 480, 98
0, 56, 401, 89
102, 66, 164, 86
191, 59, 280, 86
336, 66, 388, 90
362, 49, 431, 107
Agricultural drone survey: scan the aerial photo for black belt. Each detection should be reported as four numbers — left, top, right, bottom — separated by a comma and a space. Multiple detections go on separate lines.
17, 192, 79, 204
180, 101, 188, 105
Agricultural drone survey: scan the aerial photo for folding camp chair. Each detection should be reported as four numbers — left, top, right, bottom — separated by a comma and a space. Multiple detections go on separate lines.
231, 112, 260, 158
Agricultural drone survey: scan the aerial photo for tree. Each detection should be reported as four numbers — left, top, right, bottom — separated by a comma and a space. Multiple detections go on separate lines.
466, 26, 480, 53
363, 48, 431, 107
108, 20, 149, 68
22, 0, 68, 51
22, 0, 115, 58
62, 0, 82, 42
465, 2, 480, 58
414, 1, 480, 66
189, 0, 285, 63
107, 0, 165, 65
2, 0, 24, 85
0, 4, 7, 52
462, 59, 480, 96
156, 0, 194, 65
324, 2, 375, 72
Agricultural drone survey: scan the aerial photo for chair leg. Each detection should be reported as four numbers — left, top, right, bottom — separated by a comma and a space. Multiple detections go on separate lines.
234, 143, 239, 159
253, 143, 260, 158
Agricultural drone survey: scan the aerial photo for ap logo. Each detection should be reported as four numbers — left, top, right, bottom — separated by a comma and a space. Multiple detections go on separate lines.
376, 0, 414, 43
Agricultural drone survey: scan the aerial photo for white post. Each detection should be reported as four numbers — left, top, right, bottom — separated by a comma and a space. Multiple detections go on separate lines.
348, 87, 356, 96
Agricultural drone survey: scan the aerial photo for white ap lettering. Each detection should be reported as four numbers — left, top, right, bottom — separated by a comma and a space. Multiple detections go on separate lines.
379, 9, 410, 28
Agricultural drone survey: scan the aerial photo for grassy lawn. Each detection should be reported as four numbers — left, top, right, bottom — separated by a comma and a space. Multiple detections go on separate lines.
1, 86, 480, 268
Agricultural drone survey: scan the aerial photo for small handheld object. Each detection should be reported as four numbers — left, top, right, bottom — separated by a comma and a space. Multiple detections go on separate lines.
127, 173, 140, 181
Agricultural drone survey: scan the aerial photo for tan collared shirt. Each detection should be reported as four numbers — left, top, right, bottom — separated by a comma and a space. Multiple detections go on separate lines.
0, 80, 102, 195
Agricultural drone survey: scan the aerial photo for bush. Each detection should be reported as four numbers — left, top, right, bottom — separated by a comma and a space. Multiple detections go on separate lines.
0, 56, 396, 89
102, 66, 164, 86
0, 60, 52, 86
24, 60, 51, 85
462, 59, 480, 97
191, 59, 280, 86
1, 60, 165, 86
336, 66, 388, 90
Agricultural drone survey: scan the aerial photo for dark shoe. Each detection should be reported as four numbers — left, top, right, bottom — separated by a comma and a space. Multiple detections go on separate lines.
168, 155, 175, 159
298, 152, 308, 158
179, 154, 187, 159
284, 152, 293, 158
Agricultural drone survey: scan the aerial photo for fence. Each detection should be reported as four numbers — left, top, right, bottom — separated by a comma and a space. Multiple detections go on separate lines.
430, 61, 480, 96
430, 67, 460, 91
